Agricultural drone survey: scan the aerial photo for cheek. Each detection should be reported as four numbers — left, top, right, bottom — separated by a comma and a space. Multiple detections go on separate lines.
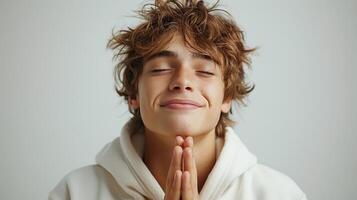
204, 82, 225, 106
138, 77, 164, 106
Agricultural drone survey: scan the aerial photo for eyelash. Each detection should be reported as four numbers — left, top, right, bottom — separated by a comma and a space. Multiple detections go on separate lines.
198, 71, 215, 75
151, 69, 170, 73
150, 69, 214, 76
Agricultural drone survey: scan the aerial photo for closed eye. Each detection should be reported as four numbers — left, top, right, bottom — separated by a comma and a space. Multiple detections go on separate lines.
198, 71, 215, 75
151, 69, 171, 73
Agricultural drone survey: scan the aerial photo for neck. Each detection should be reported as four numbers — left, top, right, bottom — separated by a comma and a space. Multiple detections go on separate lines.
143, 128, 217, 193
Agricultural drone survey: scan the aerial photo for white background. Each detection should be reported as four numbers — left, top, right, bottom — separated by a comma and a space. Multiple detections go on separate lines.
0, 0, 356, 199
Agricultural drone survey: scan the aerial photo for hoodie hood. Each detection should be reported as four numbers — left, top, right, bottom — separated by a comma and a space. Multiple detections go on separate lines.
95, 122, 257, 200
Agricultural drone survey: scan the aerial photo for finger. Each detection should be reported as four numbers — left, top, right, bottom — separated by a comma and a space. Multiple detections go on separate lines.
183, 136, 193, 148
165, 145, 182, 192
184, 137, 198, 193
190, 137, 198, 194
183, 147, 193, 172
191, 152, 198, 194
175, 136, 185, 175
183, 146, 198, 193
176, 136, 184, 146
183, 137, 196, 178
168, 170, 181, 200
181, 137, 192, 172
181, 171, 192, 200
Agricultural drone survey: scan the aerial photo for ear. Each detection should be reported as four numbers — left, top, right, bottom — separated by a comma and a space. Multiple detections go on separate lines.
221, 98, 232, 113
129, 96, 140, 109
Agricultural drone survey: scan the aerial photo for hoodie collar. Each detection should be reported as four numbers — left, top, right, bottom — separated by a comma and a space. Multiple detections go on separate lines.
96, 123, 257, 200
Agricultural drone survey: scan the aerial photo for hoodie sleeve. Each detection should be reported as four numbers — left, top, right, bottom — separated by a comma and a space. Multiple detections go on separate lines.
48, 177, 71, 200
299, 193, 308, 200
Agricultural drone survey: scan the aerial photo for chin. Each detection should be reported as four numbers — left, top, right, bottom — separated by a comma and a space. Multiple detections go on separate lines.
162, 123, 196, 136
152, 124, 214, 139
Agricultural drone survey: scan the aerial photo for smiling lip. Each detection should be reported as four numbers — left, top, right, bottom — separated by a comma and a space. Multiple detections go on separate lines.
160, 99, 203, 110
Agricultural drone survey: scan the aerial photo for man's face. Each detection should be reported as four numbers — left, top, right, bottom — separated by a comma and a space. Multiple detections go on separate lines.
131, 33, 231, 138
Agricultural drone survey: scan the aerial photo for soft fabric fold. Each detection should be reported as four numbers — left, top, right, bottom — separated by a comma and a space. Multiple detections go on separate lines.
49, 122, 307, 200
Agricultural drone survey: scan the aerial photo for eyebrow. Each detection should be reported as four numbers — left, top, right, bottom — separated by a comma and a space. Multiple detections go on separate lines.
144, 50, 214, 63
145, 50, 176, 62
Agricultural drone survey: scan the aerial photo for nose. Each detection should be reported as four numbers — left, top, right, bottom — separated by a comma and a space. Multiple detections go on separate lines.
168, 66, 194, 92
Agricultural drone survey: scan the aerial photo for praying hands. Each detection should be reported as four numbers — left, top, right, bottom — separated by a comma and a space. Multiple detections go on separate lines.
164, 136, 200, 200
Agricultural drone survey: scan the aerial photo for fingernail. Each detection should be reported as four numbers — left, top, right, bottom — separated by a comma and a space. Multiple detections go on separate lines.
186, 137, 193, 145
175, 136, 181, 144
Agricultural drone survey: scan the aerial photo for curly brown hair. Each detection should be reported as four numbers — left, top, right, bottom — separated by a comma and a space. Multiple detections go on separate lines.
107, 0, 256, 137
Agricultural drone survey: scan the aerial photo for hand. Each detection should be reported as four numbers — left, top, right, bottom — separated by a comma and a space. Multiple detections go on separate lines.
164, 136, 199, 200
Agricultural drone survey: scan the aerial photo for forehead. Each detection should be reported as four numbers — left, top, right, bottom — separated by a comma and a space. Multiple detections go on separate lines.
143, 33, 218, 64
163, 33, 187, 50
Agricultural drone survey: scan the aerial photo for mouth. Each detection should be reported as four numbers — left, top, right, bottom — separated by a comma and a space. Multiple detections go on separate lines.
160, 99, 203, 110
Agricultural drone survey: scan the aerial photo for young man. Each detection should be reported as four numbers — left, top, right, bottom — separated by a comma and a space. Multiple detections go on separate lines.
49, 0, 307, 199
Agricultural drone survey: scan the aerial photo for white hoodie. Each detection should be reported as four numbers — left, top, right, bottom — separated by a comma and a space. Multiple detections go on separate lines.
49, 123, 308, 200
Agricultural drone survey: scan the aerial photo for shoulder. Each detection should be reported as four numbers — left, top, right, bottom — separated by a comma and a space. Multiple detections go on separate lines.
248, 164, 301, 188
48, 165, 124, 200
55, 165, 111, 185
241, 164, 307, 200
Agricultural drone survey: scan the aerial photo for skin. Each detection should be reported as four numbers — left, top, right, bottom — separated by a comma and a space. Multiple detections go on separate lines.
129, 32, 231, 199
165, 135, 199, 200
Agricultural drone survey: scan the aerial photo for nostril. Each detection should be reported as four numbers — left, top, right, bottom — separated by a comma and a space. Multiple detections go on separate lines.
173, 86, 192, 91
